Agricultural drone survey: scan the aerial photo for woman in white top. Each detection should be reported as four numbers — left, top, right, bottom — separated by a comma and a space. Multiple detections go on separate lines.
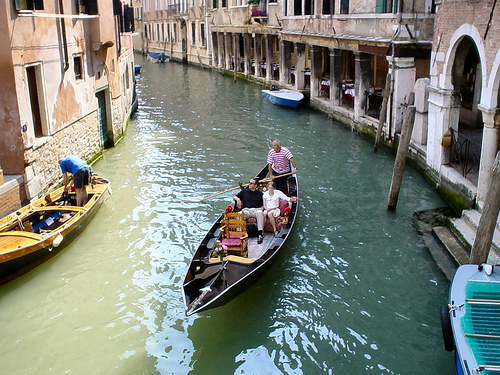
263, 181, 289, 236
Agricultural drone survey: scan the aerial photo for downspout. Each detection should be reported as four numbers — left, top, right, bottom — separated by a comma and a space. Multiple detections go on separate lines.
58, 0, 69, 71
389, 0, 403, 139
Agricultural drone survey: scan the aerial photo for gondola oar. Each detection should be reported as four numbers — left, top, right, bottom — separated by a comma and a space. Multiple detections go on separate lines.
183, 171, 295, 203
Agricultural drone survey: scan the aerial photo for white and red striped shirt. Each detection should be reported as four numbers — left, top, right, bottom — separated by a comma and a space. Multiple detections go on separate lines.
267, 146, 293, 173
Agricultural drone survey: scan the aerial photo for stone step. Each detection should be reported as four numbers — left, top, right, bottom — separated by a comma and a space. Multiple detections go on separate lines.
460, 209, 500, 253
450, 210, 500, 265
432, 226, 470, 267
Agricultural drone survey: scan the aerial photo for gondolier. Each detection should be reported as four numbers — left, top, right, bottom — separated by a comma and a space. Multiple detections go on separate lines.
267, 139, 297, 193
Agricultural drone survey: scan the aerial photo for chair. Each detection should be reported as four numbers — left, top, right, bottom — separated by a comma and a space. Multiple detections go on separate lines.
220, 212, 248, 257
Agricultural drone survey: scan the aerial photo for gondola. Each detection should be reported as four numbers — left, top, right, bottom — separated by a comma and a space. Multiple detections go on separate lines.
0, 175, 111, 285
182, 165, 298, 316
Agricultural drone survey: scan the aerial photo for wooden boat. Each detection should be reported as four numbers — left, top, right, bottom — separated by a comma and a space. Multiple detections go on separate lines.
0, 176, 111, 285
182, 166, 298, 316
261, 87, 304, 108
440, 264, 500, 374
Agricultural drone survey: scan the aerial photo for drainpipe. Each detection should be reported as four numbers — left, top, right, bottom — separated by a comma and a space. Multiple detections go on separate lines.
389, 0, 403, 139
58, 0, 69, 71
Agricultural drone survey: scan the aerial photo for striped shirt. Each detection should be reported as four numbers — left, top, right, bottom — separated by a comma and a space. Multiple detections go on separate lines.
267, 146, 293, 174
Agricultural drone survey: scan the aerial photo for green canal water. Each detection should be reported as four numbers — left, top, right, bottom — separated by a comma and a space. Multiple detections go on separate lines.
0, 56, 455, 374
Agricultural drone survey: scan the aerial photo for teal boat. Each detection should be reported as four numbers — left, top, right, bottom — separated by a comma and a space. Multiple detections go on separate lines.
441, 264, 500, 374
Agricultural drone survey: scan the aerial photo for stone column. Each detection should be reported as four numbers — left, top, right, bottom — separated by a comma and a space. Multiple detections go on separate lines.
265, 35, 273, 82
224, 33, 232, 71
254, 35, 262, 77
330, 48, 343, 106
243, 34, 252, 76
387, 56, 416, 135
280, 41, 292, 85
477, 107, 500, 201
354, 52, 371, 120
211, 32, 218, 67
233, 34, 240, 73
310, 46, 322, 100
426, 87, 461, 169
217, 32, 225, 68
294, 43, 306, 91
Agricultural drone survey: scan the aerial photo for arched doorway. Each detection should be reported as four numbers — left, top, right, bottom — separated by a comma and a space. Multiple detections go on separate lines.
449, 37, 483, 183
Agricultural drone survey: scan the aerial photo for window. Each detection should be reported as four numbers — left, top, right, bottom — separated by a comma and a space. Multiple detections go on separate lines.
340, 0, 349, 14
191, 22, 196, 45
15, 0, 44, 10
173, 24, 177, 43
222, 0, 227, 7
73, 55, 83, 81
322, 0, 334, 14
304, 0, 313, 15
213, 0, 217, 8
76, 0, 98, 15
375, 0, 395, 13
294, 0, 301, 15
26, 65, 47, 138
200, 23, 206, 47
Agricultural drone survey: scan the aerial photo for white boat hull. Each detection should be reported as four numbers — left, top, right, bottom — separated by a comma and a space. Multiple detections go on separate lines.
262, 89, 304, 108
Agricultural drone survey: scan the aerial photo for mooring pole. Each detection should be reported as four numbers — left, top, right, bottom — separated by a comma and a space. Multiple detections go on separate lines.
374, 73, 391, 153
470, 151, 500, 264
387, 99, 416, 211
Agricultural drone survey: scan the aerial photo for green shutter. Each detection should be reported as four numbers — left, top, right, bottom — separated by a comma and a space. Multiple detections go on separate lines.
375, 0, 386, 13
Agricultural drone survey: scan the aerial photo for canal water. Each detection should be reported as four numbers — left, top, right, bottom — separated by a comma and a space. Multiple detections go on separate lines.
0, 56, 454, 374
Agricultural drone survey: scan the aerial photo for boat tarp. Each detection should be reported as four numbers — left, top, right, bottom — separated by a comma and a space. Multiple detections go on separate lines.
462, 280, 500, 373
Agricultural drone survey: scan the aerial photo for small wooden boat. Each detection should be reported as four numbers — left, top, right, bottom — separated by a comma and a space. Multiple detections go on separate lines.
261, 87, 304, 108
182, 166, 298, 316
440, 264, 500, 374
0, 176, 111, 285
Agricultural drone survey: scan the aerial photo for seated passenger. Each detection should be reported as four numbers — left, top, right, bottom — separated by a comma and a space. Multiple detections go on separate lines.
263, 181, 290, 236
233, 178, 265, 244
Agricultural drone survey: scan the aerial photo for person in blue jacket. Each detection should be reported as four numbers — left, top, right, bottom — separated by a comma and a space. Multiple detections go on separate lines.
59, 156, 92, 206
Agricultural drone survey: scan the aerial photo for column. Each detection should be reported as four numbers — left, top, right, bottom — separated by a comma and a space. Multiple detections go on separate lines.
477, 107, 500, 201
387, 56, 416, 134
217, 32, 224, 68
211, 33, 218, 67
265, 35, 273, 82
254, 34, 262, 78
354, 52, 371, 120
330, 48, 343, 106
310, 46, 322, 100
294, 43, 306, 91
280, 41, 292, 85
243, 34, 252, 76
224, 33, 232, 71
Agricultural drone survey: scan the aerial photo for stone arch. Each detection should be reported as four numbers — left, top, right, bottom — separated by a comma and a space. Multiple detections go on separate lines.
441, 24, 486, 183
486, 49, 500, 108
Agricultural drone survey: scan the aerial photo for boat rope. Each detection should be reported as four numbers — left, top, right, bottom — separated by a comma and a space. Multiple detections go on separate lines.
16, 214, 25, 231
448, 303, 464, 312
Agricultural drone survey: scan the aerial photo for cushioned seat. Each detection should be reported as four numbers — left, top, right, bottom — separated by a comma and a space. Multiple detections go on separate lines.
220, 212, 248, 257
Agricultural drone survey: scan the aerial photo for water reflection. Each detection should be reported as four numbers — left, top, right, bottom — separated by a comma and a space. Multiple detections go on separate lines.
0, 57, 454, 374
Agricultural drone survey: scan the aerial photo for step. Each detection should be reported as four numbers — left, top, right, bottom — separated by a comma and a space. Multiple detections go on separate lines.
432, 226, 470, 266
450, 212, 500, 265
461, 209, 500, 253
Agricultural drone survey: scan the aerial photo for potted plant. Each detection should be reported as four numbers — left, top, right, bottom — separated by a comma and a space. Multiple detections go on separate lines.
211, 239, 228, 262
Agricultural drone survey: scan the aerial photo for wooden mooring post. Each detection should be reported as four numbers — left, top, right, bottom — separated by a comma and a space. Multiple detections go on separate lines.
387, 96, 416, 211
470, 151, 500, 264
374, 73, 391, 153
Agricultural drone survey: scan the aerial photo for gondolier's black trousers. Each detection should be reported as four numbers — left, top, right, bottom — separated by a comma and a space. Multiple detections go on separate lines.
272, 169, 291, 194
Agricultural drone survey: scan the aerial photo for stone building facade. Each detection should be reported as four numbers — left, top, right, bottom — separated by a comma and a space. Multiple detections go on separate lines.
426, 0, 500, 207
0, 0, 136, 218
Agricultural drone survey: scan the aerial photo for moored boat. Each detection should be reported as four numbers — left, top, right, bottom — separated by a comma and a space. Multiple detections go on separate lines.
440, 264, 500, 374
0, 176, 111, 285
147, 52, 169, 63
182, 165, 298, 316
261, 88, 304, 108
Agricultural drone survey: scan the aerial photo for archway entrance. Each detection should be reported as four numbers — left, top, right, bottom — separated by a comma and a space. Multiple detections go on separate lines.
449, 37, 483, 183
